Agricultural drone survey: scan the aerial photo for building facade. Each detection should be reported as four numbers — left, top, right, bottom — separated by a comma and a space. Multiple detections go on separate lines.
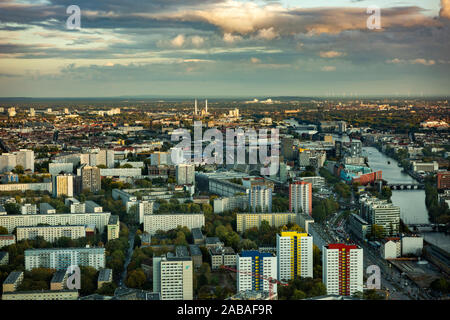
322, 244, 363, 296
276, 231, 313, 281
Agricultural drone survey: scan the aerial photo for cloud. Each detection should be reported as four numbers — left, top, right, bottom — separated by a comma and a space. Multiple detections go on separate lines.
321, 66, 336, 72
319, 51, 345, 58
170, 34, 186, 47
191, 35, 205, 47
223, 33, 242, 43
387, 58, 436, 66
255, 27, 278, 40
440, 0, 450, 19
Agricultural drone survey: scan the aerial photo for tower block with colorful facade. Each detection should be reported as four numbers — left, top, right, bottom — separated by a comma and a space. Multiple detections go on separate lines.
276, 231, 313, 281
322, 244, 363, 296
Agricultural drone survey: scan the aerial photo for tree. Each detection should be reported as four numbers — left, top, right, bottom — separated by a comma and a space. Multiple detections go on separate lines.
292, 289, 307, 300
12, 165, 24, 174
97, 282, 117, 296
126, 269, 147, 288
0, 226, 8, 235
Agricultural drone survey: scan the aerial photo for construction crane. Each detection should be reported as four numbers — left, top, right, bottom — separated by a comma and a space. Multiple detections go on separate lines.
220, 265, 288, 300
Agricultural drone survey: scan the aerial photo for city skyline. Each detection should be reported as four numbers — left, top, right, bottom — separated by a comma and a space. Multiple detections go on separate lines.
0, 0, 449, 97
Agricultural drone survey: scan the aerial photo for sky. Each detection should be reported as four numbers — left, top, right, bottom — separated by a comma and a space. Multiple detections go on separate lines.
0, 0, 449, 98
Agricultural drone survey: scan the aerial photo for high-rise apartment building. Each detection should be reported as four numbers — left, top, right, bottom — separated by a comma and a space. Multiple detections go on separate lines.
322, 244, 363, 296
153, 254, 193, 300
52, 174, 74, 197
289, 181, 312, 215
276, 231, 313, 281
249, 186, 272, 213
175, 164, 195, 185
237, 250, 277, 293
81, 166, 101, 193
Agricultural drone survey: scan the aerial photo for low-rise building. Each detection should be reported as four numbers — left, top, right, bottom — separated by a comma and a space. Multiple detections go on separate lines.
236, 212, 297, 233
209, 246, 236, 270
2, 290, 79, 300
0, 251, 9, 265
0, 234, 16, 248
3, 271, 24, 292
380, 238, 401, 259
50, 270, 68, 291
191, 227, 204, 245
189, 244, 202, 269
107, 215, 120, 241
98, 268, 113, 289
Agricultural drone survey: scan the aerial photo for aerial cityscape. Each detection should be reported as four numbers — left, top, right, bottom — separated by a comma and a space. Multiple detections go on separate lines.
0, 0, 449, 308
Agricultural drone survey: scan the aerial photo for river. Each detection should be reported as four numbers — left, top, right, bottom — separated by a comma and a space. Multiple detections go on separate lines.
362, 146, 450, 253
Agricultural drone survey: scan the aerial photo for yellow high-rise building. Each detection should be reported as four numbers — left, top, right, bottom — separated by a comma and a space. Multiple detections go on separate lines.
276, 231, 313, 281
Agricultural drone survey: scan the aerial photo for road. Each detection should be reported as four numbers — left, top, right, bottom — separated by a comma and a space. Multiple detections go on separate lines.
119, 227, 137, 288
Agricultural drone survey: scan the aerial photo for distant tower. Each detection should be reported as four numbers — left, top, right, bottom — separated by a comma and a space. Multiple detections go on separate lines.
194, 99, 198, 115
205, 99, 208, 114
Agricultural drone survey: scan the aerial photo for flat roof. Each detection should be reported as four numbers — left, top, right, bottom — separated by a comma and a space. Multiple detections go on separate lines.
175, 246, 190, 258
191, 228, 203, 240
189, 244, 202, 256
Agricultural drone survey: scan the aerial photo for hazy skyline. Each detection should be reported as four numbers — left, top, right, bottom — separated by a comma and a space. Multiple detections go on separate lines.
0, 0, 449, 97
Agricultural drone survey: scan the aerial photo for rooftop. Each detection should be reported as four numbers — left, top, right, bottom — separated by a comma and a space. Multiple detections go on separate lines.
3, 271, 23, 284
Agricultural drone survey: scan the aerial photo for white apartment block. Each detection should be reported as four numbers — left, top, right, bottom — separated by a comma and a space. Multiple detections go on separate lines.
322, 244, 363, 296
213, 195, 248, 213
249, 186, 272, 213
25, 247, 105, 271
289, 181, 312, 215
0, 211, 111, 234
277, 231, 313, 281
143, 214, 204, 235
16, 225, 86, 242
0, 149, 34, 173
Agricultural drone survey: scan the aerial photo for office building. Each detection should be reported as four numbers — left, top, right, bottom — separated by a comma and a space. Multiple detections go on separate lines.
237, 250, 277, 294
153, 254, 193, 300
437, 171, 450, 190
322, 244, 363, 296
25, 247, 105, 271
289, 181, 312, 215
249, 186, 272, 213
277, 231, 313, 281
360, 195, 400, 236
